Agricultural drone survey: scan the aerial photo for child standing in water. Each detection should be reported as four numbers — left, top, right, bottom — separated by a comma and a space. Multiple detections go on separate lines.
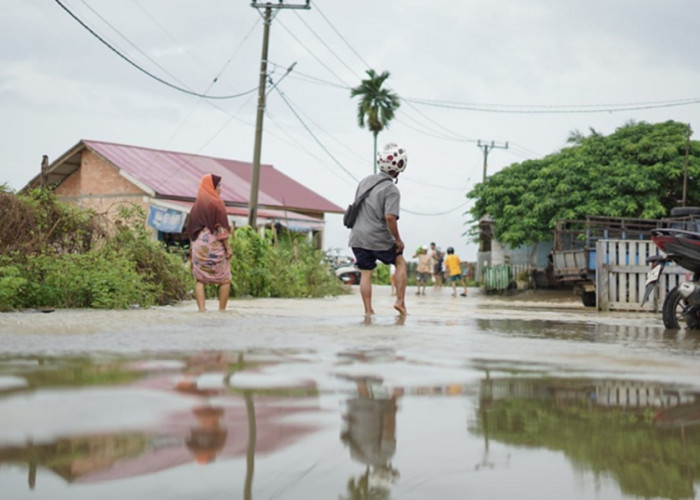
444, 247, 468, 297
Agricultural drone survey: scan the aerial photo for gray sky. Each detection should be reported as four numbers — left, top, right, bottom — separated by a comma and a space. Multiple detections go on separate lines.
2, 0, 699, 261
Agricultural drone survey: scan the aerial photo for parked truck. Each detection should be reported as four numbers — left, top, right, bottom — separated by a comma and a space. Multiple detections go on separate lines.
549, 216, 666, 307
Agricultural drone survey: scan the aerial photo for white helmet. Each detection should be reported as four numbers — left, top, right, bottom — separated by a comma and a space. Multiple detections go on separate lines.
377, 143, 407, 175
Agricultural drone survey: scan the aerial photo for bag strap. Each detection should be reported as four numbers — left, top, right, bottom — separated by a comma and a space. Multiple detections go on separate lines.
355, 177, 392, 204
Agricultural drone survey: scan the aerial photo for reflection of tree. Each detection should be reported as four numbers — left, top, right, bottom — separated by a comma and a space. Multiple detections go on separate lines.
473, 377, 700, 499
340, 377, 400, 500
13, 356, 140, 390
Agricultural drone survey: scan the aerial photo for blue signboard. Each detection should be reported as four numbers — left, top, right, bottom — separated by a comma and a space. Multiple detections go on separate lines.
147, 205, 187, 233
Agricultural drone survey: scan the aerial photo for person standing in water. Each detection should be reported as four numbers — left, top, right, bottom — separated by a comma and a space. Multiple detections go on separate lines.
348, 143, 408, 316
186, 174, 233, 312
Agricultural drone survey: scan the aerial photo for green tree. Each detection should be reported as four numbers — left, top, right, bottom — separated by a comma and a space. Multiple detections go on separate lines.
467, 120, 699, 248
350, 69, 400, 173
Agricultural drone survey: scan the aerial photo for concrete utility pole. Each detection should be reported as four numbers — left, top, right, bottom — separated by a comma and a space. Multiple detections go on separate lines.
477, 140, 508, 183
248, 0, 310, 228
682, 123, 691, 207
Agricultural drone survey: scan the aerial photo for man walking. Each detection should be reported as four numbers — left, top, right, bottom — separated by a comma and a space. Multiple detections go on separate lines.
348, 143, 408, 316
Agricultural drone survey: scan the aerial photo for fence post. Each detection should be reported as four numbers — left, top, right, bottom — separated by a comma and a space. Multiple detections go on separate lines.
596, 240, 609, 311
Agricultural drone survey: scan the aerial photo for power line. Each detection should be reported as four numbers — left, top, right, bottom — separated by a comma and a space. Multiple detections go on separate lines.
403, 201, 470, 217
165, 18, 261, 146
276, 17, 350, 88
54, 0, 258, 100
272, 84, 359, 183
131, 0, 209, 70
403, 95, 700, 114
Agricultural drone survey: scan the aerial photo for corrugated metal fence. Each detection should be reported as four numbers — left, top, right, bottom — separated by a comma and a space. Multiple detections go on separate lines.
483, 263, 530, 292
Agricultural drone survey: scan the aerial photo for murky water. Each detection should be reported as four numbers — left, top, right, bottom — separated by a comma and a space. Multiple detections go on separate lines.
1, 287, 699, 499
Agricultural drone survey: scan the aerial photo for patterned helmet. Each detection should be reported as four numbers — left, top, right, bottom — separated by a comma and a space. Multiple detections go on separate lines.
377, 143, 407, 175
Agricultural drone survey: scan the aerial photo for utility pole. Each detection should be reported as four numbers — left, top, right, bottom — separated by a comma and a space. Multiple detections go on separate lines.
682, 123, 691, 207
248, 0, 310, 228
477, 140, 508, 183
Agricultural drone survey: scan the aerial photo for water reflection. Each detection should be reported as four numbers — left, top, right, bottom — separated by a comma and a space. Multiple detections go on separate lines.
340, 376, 400, 499
0, 351, 322, 499
475, 318, 700, 351
474, 374, 700, 499
1, 351, 699, 498
186, 406, 227, 464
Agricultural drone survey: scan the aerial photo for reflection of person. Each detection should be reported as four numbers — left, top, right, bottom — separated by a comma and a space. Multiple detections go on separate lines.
348, 143, 408, 316
341, 377, 400, 496
186, 174, 233, 312
186, 406, 228, 465
445, 246, 468, 297
413, 246, 432, 295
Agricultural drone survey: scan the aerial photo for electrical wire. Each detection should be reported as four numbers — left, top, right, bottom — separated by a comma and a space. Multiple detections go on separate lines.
165, 19, 261, 146
131, 0, 208, 70
276, 17, 351, 88
403, 95, 700, 114
293, 10, 361, 81
54, 0, 258, 100
402, 201, 470, 217
271, 84, 360, 183
313, 2, 372, 70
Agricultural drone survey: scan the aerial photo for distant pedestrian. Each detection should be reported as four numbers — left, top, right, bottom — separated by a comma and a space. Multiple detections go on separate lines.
430, 242, 444, 288
444, 246, 468, 297
413, 246, 432, 295
348, 143, 408, 316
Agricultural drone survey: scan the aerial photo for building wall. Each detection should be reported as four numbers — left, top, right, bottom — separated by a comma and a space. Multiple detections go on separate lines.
54, 150, 149, 220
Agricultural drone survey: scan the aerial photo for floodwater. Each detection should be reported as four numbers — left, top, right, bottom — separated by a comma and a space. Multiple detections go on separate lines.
1, 286, 699, 500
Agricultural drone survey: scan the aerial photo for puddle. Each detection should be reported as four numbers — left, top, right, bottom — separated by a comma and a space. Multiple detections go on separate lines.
0, 350, 698, 500
1, 289, 700, 498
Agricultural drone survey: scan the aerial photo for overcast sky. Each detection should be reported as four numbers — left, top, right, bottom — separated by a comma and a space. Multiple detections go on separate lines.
2, 0, 699, 262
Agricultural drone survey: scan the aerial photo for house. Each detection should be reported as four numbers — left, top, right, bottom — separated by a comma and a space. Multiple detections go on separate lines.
25, 139, 344, 247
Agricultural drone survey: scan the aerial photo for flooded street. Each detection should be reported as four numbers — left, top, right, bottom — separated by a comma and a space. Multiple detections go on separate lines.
1, 286, 699, 499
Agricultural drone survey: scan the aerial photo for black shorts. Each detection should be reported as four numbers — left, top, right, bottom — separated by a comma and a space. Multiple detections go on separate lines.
352, 246, 401, 270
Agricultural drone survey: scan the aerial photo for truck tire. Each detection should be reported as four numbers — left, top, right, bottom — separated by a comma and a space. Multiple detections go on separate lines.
581, 291, 596, 307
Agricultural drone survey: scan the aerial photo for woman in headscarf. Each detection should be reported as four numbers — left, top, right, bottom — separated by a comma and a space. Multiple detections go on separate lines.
186, 174, 232, 312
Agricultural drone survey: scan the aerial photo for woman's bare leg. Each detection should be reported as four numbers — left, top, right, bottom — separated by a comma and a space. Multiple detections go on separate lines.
218, 283, 230, 311
195, 282, 206, 312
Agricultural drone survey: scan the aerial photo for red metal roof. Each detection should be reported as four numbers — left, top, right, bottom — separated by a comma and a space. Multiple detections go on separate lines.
83, 140, 343, 214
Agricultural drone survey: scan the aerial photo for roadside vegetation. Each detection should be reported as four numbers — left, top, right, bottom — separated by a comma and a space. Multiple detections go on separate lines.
0, 187, 342, 311
468, 120, 700, 248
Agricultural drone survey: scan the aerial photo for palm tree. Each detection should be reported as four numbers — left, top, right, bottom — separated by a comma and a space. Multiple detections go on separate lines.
350, 69, 401, 173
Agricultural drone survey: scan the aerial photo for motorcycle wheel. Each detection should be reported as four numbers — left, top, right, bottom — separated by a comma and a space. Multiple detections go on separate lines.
661, 286, 700, 329
341, 272, 359, 285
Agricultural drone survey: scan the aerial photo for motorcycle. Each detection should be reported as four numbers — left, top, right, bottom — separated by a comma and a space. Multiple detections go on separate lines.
642, 226, 700, 329
325, 251, 361, 286
335, 262, 361, 285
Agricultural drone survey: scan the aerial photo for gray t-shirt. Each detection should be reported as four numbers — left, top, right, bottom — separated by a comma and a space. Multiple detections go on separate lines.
348, 173, 400, 250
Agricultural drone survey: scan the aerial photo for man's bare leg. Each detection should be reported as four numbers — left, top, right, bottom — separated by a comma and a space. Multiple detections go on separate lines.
195, 281, 206, 312
393, 255, 407, 315
360, 269, 374, 316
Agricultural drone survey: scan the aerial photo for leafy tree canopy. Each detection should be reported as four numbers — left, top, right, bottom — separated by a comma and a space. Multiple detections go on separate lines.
467, 120, 699, 248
